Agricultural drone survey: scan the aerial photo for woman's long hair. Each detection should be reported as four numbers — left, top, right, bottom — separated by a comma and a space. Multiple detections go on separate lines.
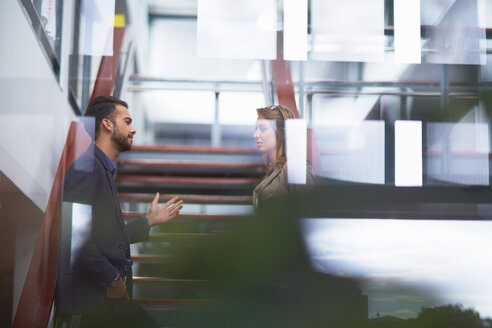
256, 105, 296, 174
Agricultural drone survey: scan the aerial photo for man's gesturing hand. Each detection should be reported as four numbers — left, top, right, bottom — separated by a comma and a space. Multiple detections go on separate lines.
106, 274, 129, 299
145, 193, 183, 227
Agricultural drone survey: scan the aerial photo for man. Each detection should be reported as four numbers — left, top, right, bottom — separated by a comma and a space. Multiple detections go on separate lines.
56, 96, 183, 327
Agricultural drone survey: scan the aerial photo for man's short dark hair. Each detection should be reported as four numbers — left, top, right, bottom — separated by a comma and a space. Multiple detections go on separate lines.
84, 96, 128, 140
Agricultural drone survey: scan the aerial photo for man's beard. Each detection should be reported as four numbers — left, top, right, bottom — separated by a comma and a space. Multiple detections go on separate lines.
112, 127, 132, 152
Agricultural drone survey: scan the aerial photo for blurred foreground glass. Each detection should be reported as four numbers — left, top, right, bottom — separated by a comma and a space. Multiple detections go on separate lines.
78, 0, 115, 56
311, 0, 385, 62
313, 121, 385, 184
426, 122, 489, 186
302, 218, 492, 319
197, 0, 277, 59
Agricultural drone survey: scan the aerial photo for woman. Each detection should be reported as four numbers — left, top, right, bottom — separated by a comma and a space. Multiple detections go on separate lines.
252, 105, 314, 215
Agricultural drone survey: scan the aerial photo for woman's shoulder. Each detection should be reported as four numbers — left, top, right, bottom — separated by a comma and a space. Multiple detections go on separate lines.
280, 161, 315, 184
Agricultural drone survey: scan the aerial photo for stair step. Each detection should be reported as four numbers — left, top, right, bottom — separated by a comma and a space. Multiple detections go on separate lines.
134, 299, 212, 306
116, 175, 259, 188
133, 276, 206, 286
149, 232, 222, 241
117, 159, 264, 174
119, 193, 252, 205
132, 254, 171, 263
130, 144, 258, 154
118, 160, 264, 168
123, 212, 252, 220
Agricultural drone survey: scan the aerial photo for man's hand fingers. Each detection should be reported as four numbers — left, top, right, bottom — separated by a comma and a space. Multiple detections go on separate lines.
171, 205, 183, 216
165, 196, 179, 207
168, 200, 183, 211
152, 192, 160, 206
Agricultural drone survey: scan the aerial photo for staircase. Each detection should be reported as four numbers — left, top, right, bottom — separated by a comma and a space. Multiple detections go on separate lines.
116, 144, 264, 327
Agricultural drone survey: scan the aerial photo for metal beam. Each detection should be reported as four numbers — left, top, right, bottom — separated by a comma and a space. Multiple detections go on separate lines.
272, 31, 298, 116
90, 23, 125, 100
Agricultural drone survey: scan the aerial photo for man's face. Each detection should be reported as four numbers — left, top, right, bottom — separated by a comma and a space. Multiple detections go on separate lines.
111, 105, 136, 152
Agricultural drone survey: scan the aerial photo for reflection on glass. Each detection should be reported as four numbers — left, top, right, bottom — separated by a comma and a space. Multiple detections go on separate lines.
197, 0, 277, 59
284, 0, 308, 61
395, 120, 423, 187
28, 0, 63, 62
314, 121, 385, 184
146, 90, 215, 124
285, 119, 307, 184
394, 0, 421, 64
425, 0, 486, 65
313, 95, 380, 125
74, 117, 95, 172
149, 19, 263, 80
71, 203, 92, 265
79, 0, 115, 56
218, 92, 263, 126
301, 218, 492, 319
311, 0, 385, 62
38, 0, 57, 47
426, 122, 489, 186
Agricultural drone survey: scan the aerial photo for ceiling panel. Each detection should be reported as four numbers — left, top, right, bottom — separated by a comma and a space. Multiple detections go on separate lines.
148, 0, 197, 16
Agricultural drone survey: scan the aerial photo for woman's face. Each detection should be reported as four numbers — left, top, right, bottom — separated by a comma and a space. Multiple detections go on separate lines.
253, 115, 276, 155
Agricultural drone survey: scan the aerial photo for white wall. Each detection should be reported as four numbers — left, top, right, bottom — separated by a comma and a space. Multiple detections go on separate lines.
0, 0, 79, 323
0, 0, 77, 212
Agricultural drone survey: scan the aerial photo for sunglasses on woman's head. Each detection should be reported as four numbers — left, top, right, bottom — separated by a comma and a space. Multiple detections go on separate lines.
268, 105, 285, 121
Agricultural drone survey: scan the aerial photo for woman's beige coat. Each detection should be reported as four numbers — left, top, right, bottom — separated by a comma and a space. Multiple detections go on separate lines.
252, 163, 314, 214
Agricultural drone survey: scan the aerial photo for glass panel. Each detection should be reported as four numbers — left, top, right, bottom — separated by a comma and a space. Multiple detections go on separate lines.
145, 90, 215, 124
32, 0, 63, 59
311, 0, 385, 62
312, 94, 380, 125
218, 92, 264, 126
424, 0, 486, 65
426, 122, 489, 186
197, 0, 277, 59
313, 120, 385, 184
149, 18, 263, 80
68, 0, 120, 112
312, 94, 385, 184
79, 0, 115, 56
68, 54, 105, 113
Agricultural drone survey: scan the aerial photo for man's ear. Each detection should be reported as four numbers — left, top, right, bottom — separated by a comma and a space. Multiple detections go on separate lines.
101, 118, 113, 133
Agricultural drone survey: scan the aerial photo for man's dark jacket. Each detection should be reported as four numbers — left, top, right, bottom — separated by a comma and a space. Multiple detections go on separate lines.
55, 145, 150, 315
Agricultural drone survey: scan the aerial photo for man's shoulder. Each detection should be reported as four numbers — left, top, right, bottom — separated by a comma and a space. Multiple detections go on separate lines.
66, 147, 105, 176
63, 148, 105, 201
